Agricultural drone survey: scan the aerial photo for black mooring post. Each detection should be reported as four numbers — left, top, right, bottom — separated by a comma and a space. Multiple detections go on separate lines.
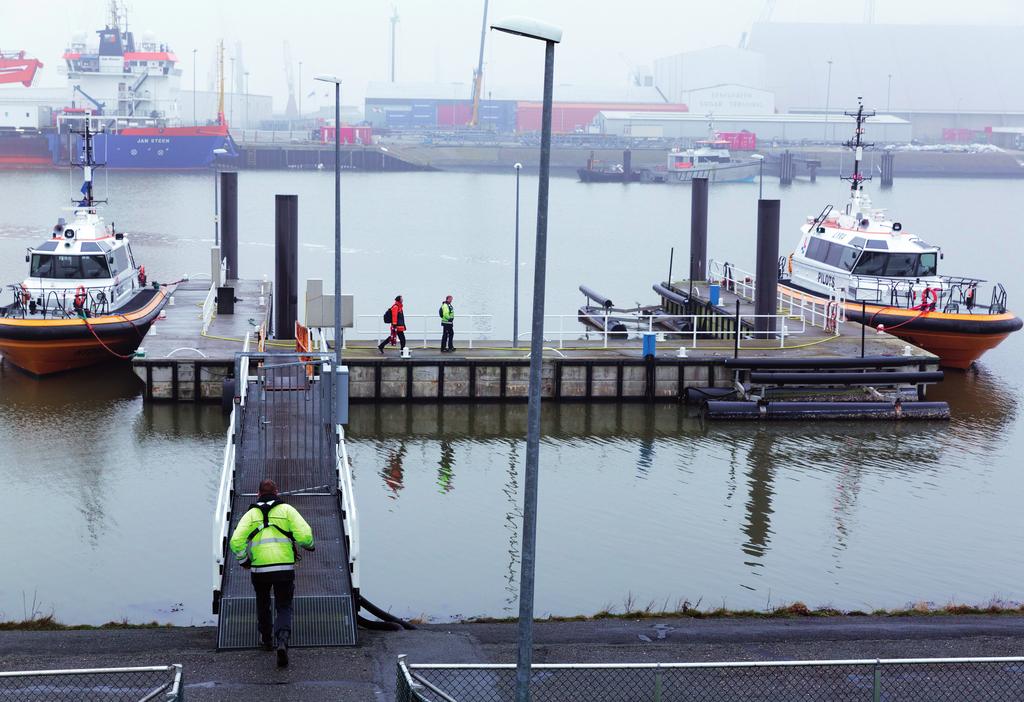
734, 298, 741, 358
667, 247, 674, 290
622, 148, 632, 184
754, 199, 781, 337
689, 177, 709, 282
220, 172, 238, 279
274, 194, 298, 339
861, 301, 867, 357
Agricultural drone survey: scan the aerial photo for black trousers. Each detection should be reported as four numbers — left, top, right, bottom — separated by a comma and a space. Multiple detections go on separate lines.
252, 571, 295, 645
379, 329, 406, 351
441, 323, 454, 350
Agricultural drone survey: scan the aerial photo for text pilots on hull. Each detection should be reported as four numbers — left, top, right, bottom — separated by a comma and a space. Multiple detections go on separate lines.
0, 1, 236, 169
0, 118, 172, 375
780, 100, 1021, 369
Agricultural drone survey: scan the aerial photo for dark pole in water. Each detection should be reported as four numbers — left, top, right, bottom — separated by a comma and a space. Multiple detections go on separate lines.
667, 247, 674, 289
754, 199, 780, 338
220, 172, 238, 279
622, 148, 631, 184
274, 194, 298, 339
689, 176, 708, 282
513, 162, 522, 348
861, 301, 867, 357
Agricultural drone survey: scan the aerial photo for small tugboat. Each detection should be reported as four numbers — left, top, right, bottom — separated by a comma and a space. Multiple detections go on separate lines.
780, 101, 1022, 369
0, 118, 170, 375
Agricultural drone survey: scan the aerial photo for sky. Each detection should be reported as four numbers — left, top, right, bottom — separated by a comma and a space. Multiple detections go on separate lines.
5, 0, 1024, 113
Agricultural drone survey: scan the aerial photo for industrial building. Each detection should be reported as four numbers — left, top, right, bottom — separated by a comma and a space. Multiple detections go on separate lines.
746, 22, 1024, 141
592, 111, 911, 144
653, 46, 767, 107
363, 81, 685, 133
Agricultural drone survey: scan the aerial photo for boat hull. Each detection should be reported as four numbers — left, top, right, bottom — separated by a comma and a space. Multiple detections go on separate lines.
781, 283, 1022, 369
577, 168, 640, 183
0, 288, 168, 375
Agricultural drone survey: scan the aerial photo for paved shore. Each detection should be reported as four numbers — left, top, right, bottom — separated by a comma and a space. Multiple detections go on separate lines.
4, 616, 1024, 701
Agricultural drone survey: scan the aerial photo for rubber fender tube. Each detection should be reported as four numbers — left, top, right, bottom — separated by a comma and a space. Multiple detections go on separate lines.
704, 400, 950, 421
609, 323, 628, 340
360, 595, 417, 630
748, 371, 944, 386
684, 386, 738, 404
724, 356, 930, 370
357, 614, 403, 631
579, 285, 614, 309
221, 378, 236, 415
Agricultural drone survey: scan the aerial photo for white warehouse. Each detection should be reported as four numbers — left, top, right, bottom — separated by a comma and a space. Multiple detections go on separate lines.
592, 111, 912, 143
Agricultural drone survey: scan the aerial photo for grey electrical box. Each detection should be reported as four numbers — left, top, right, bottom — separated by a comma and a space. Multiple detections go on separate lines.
305, 279, 353, 328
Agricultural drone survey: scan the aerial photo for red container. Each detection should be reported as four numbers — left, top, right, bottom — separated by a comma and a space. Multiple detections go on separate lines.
716, 131, 757, 150
320, 126, 373, 144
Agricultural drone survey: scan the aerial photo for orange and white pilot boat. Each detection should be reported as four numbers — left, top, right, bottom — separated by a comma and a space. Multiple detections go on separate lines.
0, 120, 170, 375
778, 102, 1021, 369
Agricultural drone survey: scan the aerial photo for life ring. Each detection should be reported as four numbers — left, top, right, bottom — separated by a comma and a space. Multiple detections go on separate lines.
73, 285, 87, 311
920, 287, 939, 311
825, 300, 840, 334
19, 284, 31, 307
788, 253, 793, 275
138, 265, 147, 287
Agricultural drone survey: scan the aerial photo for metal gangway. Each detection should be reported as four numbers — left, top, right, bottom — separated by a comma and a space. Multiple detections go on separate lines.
212, 336, 359, 649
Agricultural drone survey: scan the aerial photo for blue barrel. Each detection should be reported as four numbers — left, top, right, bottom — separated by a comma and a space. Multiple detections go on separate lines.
642, 332, 657, 359
709, 283, 721, 306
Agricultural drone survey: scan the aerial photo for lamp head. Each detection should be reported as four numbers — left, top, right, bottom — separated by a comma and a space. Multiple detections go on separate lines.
514, 162, 523, 170
490, 16, 562, 43
314, 74, 342, 84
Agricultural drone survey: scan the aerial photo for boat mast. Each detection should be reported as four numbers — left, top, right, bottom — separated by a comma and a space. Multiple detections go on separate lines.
74, 114, 105, 209
842, 98, 875, 204
217, 39, 226, 126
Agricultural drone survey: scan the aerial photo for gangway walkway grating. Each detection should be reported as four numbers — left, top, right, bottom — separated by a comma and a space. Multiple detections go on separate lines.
214, 352, 358, 650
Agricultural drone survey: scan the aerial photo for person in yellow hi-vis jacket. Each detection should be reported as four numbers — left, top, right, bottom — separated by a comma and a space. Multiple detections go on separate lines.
230, 479, 314, 668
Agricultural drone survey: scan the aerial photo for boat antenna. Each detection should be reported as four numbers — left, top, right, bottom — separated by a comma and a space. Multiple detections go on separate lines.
71, 113, 107, 208
217, 39, 226, 126
841, 97, 875, 197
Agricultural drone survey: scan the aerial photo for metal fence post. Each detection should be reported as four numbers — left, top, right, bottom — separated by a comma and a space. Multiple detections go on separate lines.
734, 299, 741, 358
653, 663, 663, 702
168, 664, 184, 701
873, 660, 882, 702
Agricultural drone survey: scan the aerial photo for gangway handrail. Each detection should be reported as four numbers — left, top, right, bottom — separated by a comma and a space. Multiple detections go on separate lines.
336, 424, 360, 591
200, 283, 217, 335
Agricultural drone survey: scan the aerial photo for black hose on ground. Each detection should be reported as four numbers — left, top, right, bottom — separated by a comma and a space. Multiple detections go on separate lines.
359, 595, 417, 630
357, 614, 403, 631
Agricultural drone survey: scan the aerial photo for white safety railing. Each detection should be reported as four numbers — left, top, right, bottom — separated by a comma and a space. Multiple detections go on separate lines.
524, 313, 809, 350
200, 283, 217, 335
336, 424, 360, 592
708, 259, 759, 302
212, 333, 250, 597
354, 313, 494, 349
0, 665, 184, 701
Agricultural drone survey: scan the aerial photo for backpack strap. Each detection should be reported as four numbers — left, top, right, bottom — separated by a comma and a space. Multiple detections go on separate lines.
243, 497, 297, 561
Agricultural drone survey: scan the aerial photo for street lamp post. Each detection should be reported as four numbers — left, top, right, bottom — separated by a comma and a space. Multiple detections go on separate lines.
752, 153, 764, 200
298, 61, 303, 125
211, 148, 228, 247
823, 59, 833, 142
512, 161, 522, 348
886, 73, 892, 112
229, 57, 235, 125
244, 71, 250, 132
315, 74, 343, 424
491, 16, 562, 702
192, 48, 197, 126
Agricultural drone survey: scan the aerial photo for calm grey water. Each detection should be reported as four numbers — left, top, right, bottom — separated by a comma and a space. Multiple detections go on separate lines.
0, 169, 1021, 625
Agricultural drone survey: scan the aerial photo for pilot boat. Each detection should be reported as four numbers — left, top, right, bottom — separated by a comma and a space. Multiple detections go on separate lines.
0, 120, 170, 375
780, 102, 1021, 369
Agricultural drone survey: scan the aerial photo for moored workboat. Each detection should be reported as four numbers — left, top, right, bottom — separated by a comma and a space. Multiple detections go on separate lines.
779, 101, 1021, 369
0, 119, 170, 375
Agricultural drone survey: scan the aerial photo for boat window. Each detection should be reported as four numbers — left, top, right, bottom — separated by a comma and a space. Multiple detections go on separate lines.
865, 239, 888, 249
80, 242, 101, 252
113, 246, 130, 274
837, 245, 861, 271
30, 254, 110, 279
849, 237, 866, 248
126, 243, 137, 269
824, 242, 846, 268
853, 252, 938, 278
37, 241, 58, 252
806, 237, 828, 261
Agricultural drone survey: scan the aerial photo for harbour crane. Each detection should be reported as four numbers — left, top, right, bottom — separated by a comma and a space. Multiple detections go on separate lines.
467, 0, 489, 128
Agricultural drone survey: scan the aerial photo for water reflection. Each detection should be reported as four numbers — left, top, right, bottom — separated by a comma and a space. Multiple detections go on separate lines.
379, 443, 408, 499
741, 430, 776, 568
437, 440, 455, 493
503, 440, 522, 614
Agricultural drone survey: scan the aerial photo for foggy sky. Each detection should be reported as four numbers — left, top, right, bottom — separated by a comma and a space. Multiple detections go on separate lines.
6, 0, 1024, 113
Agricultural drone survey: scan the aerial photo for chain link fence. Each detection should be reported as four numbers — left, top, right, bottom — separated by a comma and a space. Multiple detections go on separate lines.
0, 665, 183, 701
397, 656, 1024, 701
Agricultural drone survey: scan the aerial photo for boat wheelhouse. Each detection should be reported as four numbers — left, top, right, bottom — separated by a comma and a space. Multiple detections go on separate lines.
781, 101, 1021, 368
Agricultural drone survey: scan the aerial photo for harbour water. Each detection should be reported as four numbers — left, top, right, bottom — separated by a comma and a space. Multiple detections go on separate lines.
0, 170, 1021, 625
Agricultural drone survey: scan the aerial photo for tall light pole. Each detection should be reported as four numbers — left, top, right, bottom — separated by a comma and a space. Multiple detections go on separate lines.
491, 16, 562, 702
298, 61, 303, 124
212, 147, 228, 246
229, 57, 235, 125
316, 74, 343, 422
886, 73, 892, 113
823, 59, 833, 142
512, 161, 522, 348
752, 153, 764, 200
244, 71, 250, 131
192, 48, 197, 126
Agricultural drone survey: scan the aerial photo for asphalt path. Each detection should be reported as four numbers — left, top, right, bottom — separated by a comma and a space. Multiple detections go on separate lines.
3, 616, 1024, 701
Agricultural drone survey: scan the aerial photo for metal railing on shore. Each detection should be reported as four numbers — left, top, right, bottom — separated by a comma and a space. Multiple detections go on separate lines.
0, 664, 184, 701
397, 655, 1024, 702
354, 313, 495, 349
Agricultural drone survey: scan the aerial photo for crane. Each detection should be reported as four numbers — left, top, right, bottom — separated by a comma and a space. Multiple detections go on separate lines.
467, 0, 489, 128
283, 41, 298, 122
390, 5, 399, 82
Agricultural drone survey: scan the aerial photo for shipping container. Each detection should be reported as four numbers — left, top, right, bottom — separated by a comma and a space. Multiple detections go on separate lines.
715, 130, 757, 150
320, 126, 373, 144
